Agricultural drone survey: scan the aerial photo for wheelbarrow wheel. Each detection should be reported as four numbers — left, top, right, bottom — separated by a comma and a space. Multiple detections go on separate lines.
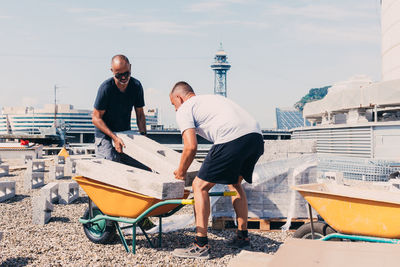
82, 207, 116, 244
293, 221, 336, 239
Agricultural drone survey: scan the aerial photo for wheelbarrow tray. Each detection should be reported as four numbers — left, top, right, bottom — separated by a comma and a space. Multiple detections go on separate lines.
74, 176, 189, 218
293, 183, 400, 238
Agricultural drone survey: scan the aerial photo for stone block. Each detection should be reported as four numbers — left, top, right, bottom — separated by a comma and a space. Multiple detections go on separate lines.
56, 156, 65, 164
49, 165, 64, 180
76, 159, 185, 199
40, 182, 59, 203
0, 181, 16, 202
116, 131, 202, 186
0, 165, 9, 177
64, 157, 76, 177
24, 171, 45, 191
27, 160, 45, 172
59, 181, 79, 204
32, 195, 53, 225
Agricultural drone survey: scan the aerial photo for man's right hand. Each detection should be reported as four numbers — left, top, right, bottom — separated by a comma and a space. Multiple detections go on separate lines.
113, 136, 126, 153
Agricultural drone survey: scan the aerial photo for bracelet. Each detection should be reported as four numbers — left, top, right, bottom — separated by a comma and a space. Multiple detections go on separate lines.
140, 131, 147, 136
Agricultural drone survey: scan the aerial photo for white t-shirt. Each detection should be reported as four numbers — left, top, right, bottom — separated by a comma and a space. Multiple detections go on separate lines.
176, 95, 262, 144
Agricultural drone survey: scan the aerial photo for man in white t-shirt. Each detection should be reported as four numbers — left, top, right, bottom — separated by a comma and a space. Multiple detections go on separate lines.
170, 81, 264, 259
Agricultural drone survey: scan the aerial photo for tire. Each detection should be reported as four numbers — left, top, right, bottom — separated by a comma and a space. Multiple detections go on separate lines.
82, 207, 116, 244
293, 221, 336, 240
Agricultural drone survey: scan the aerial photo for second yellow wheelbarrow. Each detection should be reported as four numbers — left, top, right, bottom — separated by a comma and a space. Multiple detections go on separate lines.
292, 183, 400, 243
73, 176, 236, 254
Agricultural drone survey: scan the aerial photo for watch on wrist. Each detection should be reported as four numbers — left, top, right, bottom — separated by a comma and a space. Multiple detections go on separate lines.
140, 131, 147, 136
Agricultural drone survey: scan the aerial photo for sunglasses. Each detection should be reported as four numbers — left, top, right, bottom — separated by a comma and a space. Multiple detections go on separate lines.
115, 71, 131, 80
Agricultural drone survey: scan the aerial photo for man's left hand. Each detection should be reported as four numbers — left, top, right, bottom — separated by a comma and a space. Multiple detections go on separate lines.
174, 169, 186, 180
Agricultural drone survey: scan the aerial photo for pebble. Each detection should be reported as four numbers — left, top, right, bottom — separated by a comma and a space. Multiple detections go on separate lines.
0, 158, 292, 266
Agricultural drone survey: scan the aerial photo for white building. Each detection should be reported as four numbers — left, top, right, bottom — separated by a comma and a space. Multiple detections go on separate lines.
0, 104, 161, 143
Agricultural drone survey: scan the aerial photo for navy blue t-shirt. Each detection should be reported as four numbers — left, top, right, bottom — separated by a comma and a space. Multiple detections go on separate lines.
94, 77, 145, 139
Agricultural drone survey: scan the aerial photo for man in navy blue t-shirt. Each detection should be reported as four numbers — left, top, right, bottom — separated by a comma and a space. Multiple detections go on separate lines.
92, 54, 146, 161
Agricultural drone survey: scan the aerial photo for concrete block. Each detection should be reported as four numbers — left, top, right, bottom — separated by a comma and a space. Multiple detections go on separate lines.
76, 159, 185, 199
40, 182, 59, 203
0, 181, 16, 202
64, 157, 76, 177
32, 195, 53, 225
49, 165, 64, 180
116, 131, 202, 186
56, 156, 65, 164
24, 155, 33, 164
27, 160, 45, 172
0, 165, 9, 177
59, 181, 79, 204
24, 171, 45, 191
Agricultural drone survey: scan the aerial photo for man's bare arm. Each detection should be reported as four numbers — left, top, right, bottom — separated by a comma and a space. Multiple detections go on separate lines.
92, 108, 125, 153
174, 128, 197, 180
135, 107, 147, 134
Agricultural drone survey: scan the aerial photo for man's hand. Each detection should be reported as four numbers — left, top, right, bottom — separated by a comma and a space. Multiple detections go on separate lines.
174, 169, 186, 180
113, 136, 125, 153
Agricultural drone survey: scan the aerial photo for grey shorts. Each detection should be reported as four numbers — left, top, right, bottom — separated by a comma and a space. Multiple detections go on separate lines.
94, 137, 120, 162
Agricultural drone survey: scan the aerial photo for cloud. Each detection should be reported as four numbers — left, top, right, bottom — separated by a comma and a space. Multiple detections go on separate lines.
74, 11, 194, 35
265, 3, 376, 21
186, 0, 247, 12
0, 15, 13, 19
199, 19, 269, 29
65, 8, 106, 14
295, 23, 380, 44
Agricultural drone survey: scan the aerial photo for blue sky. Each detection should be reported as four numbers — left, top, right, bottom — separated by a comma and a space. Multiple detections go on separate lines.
0, 0, 381, 128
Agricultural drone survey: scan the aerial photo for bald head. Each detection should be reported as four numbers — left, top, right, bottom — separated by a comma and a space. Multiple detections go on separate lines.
170, 81, 195, 111
170, 81, 195, 97
111, 55, 130, 65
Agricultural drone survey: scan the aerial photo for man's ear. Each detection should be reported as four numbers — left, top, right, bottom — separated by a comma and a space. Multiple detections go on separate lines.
110, 68, 113, 73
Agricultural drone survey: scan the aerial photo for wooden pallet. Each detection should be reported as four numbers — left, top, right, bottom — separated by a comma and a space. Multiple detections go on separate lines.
212, 217, 316, 231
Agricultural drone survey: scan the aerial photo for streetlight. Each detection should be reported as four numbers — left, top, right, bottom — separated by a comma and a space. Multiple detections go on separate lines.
27, 106, 35, 134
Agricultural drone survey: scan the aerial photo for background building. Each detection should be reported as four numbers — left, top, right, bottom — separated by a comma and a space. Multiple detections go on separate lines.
275, 107, 309, 130
0, 104, 161, 143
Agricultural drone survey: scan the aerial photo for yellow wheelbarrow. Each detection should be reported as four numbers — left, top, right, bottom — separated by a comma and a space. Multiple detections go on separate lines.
292, 183, 400, 243
73, 176, 236, 254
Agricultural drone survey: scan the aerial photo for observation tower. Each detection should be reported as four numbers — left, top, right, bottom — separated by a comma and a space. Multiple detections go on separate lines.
210, 44, 231, 97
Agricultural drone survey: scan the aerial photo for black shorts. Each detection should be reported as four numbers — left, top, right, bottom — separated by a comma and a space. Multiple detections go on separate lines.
198, 133, 264, 185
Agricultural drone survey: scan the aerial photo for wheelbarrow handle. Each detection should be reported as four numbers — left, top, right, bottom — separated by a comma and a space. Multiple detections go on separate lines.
209, 191, 237, 197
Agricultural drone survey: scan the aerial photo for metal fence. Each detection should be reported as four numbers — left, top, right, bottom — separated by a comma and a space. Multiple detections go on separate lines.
318, 156, 400, 182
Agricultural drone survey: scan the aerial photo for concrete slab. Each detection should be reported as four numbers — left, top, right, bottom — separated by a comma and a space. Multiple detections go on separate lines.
228, 250, 274, 267
267, 238, 400, 267
49, 165, 65, 180
116, 131, 202, 186
59, 181, 79, 204
76, 159, 185, 199
0, 165, 9, 177
24, 171, 45, 191
40, 182, 59, 203
0, 181, 16, 202
27, 160, 45, 172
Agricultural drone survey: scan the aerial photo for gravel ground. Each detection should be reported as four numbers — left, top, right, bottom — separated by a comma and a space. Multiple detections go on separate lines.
0, 157, 292, 266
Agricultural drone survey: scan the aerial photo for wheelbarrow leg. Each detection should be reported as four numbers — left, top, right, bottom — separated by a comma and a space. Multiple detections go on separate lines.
114, 222, 130, 253
132, 223, 137, 254
308, 203, 315, 239
158, 217, 162, 248
139, 225, 155, 248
